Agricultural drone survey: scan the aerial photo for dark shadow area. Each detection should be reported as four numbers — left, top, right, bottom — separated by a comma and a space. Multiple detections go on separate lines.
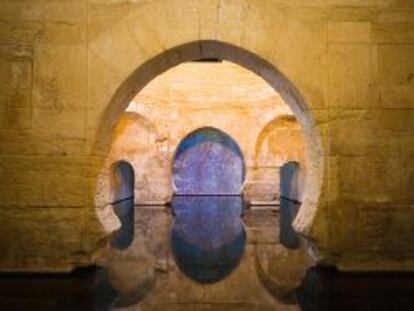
1, 259, 414, 310
171, 195, 246, 284
297, 266, 414, 311
93, 267, 119, 311
94, 265, 156, 310
0, 267, 97, 311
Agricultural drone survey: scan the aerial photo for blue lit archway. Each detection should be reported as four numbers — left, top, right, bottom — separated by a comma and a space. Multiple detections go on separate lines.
172, 127, 245, 195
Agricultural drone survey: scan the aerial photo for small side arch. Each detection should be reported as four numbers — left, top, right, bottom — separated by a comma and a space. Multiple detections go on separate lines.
110, 160, 135, 250
279, 161, 302, 249
254, 115, 303, 168
110, 160, 135, 202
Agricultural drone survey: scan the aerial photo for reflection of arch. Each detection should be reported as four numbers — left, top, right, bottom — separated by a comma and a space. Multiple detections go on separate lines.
110, 160, 135, 250
94, 40, 324, 239
171, 196, 245, 284
172, 127, 245, 195
255, 245, 311, 304
254, 115, 302, 168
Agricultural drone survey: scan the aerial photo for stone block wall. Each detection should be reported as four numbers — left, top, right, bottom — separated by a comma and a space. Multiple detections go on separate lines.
0, 0, 413, 271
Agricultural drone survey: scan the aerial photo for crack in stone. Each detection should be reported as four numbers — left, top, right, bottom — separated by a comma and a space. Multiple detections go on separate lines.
215, 0, 222, 40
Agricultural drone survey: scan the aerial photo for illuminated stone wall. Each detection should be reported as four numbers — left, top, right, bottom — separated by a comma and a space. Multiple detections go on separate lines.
0, 0, 414, 272
98, 61, 302, 203
249, 116, 306, 203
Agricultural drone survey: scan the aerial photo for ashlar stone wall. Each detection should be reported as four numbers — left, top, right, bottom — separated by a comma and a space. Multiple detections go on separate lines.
0, 0, 413, 272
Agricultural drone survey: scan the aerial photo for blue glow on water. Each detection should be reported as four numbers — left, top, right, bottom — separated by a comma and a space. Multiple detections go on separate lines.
171, 195, 246, 284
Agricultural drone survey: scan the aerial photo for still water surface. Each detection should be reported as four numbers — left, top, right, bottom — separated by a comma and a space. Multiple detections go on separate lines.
1, 196, 414, 310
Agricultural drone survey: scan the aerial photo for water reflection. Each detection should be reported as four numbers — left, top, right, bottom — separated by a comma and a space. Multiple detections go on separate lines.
279, 197, 301, 249
3, 196, 414, 310
171, 195, 246, 284
111, 197, 134, 250
2, 265, 414, 311
93, 267, 119, 310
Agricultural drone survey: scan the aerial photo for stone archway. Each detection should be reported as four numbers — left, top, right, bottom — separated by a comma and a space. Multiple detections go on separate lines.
93, 40, 324, 256
94, 111, 164, 209
244, 114, 306, 204
111, 160, 135, 203
110, 160, 135, 249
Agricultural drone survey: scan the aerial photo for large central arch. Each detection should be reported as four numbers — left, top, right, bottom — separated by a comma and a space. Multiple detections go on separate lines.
94, 40, 324, 244
172, 127, 246, 195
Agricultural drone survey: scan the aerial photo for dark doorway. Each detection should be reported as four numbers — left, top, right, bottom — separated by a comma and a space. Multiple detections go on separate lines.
111, 161, 135, 249
280, 161, 301, 249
